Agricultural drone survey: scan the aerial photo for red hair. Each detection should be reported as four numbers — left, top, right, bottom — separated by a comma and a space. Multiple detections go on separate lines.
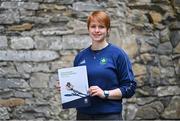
87, 11, 110, 30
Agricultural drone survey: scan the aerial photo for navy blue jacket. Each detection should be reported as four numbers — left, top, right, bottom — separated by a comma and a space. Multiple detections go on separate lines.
74, 43, 136, 114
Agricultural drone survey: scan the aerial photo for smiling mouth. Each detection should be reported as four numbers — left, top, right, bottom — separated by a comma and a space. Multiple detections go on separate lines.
93, 34, 101, 37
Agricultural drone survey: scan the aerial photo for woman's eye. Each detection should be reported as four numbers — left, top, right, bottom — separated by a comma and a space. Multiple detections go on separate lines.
99, 25, 105, 28
90, 25, 96, 28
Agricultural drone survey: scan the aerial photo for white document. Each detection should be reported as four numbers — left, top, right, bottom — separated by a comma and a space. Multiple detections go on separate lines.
58, 66, 90, 109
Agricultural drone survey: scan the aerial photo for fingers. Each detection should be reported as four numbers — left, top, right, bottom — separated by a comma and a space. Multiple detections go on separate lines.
55, 80, 61, 92
88, 86, 104, 98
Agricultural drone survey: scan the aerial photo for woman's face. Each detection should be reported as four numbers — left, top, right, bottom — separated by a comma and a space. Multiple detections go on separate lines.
88, 20, 109, 42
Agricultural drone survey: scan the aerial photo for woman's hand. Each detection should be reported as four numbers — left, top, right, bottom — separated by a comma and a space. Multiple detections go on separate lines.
55, 81, 61, 92
88, 86, 123, 100
88, 86, 104, 98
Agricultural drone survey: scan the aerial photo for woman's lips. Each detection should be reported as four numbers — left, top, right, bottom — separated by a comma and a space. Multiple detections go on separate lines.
93, 34, 101, 37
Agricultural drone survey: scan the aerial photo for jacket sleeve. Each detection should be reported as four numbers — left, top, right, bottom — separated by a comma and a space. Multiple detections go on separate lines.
73, 54, 79, 67
119, 79, 136, 98
116, 51, 137, 98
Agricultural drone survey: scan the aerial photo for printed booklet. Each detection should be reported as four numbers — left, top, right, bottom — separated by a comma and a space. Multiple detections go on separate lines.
58, 66, 91, 109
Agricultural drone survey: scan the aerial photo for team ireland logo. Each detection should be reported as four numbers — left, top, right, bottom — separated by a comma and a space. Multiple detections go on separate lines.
100, 57, 107, 65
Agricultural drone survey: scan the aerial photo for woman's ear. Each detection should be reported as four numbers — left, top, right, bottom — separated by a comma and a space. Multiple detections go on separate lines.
108, 28, 110, 34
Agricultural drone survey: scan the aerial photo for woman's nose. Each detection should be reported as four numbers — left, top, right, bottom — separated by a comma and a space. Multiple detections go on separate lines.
95, 27, 99, 32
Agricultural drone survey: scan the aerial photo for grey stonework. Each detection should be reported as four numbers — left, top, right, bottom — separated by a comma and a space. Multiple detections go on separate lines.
0, 0, 179, 120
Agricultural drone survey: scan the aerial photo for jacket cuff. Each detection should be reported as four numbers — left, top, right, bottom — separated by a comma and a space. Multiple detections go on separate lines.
119, 87, 126, 98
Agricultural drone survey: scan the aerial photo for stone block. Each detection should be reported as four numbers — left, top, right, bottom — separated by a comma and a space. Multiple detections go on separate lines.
136, 36, 157, 53
0, 10, 20, 24
148, 11, 162, 24
159, 55, 174, 66
0, 98, 25, 107
0, 78, 29, 89
140, 53, 157, 64
15, 62, 50, 73
157, 42, 173, 54
73, 2, 103, 11
10, 37, 34, 50
0, 89, 13, 98
62, 35, 91, 49
30, 73, 49, 88
21, 16, 49, 24
174, 42, 180, 53
0, 107, 9, 120
0, 66, 21, 78
1, 2, 39, 10
34, 36, 63, 50
14, 91, 33, 98
173, 0, 180, 6
162, 96, 180, 119
135, 101, 164, 119
170, 31, 180, 48
170, 21, 180, 30
160, 67, 175, 78
160, 27, 170, 43
157, 86, 180, 96
133, 63, 146, 76
42, 30, 73, 36
127, 10, 149, 25
0, 36, 7, 49
0, 26, 5, 33
135, 106, 159, 119
8, 23, 33, 31
56, 0, 74, 5
122, 38, 138, 59
151, 0, 170, 4
0, 50, 59, 62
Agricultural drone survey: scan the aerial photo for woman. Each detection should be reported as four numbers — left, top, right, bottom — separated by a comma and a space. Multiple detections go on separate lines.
73, 11, 136, 120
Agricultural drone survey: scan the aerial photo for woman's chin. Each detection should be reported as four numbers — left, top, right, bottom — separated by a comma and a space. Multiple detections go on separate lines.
92, 38, 104, 42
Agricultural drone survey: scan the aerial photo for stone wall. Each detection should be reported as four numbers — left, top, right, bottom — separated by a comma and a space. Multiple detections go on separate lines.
0, 0, 179, 120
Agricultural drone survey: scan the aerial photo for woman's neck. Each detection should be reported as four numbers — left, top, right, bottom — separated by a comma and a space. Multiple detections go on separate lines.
91, 40, 108, 51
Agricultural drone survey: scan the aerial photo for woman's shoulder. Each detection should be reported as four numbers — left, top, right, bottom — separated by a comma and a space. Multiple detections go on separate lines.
75, 46, 90, 58
74, 47, 90, 65
109, 43, 127, 56
109, 43, 131, 63
78, 47, 90, 54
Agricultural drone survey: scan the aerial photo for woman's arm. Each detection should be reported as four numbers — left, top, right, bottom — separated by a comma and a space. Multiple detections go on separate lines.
88, 86, 122, 100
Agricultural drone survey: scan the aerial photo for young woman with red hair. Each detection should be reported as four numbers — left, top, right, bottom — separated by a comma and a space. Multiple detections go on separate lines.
73, 11, 136, 120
